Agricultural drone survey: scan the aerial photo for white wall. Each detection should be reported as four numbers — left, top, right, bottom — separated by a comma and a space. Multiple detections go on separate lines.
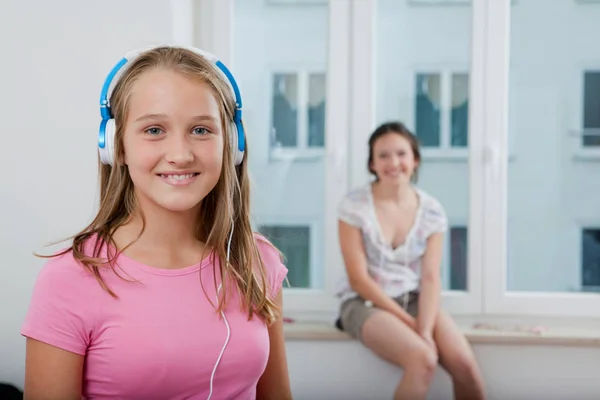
286, 340, 600, 400
0, 0, 174, 388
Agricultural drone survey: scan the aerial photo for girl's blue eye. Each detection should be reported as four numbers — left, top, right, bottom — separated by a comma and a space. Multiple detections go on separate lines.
193, 127, 209, 135
145, 127, 163, 135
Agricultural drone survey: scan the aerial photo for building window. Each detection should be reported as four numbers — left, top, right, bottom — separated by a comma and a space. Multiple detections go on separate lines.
449, 226, 468, 291
270, 71, 326, 157
583, 71, 600, 147
415, 71, 469, 149
444, 226, 468, 291
258, 225, 311, 289
582, 228, 600, 292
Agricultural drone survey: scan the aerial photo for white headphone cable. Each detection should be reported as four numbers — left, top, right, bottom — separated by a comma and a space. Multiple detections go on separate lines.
206, 219, 235, 400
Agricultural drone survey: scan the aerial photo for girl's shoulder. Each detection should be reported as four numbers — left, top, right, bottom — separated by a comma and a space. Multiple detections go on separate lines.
342, 183, 371, 205
21, 240, 107, 355
253, 232, 288, 298
414, 187, 448, 235
337, 183, 371, 227
415, 187, 445, 214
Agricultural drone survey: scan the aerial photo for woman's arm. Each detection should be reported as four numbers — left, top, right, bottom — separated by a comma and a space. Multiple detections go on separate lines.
339, 220, 416, 329
256, 289, 293, 400
24, 338, 84, 400
417, 232, 444, 338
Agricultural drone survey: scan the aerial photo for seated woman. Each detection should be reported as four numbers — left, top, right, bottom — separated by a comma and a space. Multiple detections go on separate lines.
335, 122, 486, 400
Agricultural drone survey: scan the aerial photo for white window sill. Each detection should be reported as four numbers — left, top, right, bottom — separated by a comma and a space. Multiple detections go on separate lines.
408, 0, 518, 5
408, 0, 471, 5
572, 149, 600, 162
421, 149, 468, 162
283, 321, 600, 347
269, 147, 325, 162
421, 149, 516, 162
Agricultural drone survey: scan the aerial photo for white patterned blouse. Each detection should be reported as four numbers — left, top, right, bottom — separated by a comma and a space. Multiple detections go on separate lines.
336, 183, 448, 303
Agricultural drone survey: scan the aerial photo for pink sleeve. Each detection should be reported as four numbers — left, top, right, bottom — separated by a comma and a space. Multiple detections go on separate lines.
21, 254, 97, 355
254, 234, 288, 299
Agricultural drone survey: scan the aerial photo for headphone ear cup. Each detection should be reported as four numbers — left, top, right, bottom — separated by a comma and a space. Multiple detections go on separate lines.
99, 118, 116, 166
230, 121, 245, 166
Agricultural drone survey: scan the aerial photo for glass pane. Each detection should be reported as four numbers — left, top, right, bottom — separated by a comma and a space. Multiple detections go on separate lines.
582, 229, 600, 292
272, 73, 298, 148
233, 0, 328, 289
376, 0, 472, 292
259, 226, 311, 288
415, 73, 441, 147
308, 73, 326, 147
451, 73, 469, 147
583, 71, 600, 147
507, 2, 600, 292
449, 227, 468, 291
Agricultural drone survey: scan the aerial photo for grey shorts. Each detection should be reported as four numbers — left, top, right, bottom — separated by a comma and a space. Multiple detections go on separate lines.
338, 292, 420, 341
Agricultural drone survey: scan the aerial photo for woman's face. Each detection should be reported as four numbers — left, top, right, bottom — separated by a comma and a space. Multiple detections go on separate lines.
370, 132, 418, 186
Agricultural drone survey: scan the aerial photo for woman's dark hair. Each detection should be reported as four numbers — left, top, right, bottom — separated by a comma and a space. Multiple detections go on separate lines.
367, 121, 421, 183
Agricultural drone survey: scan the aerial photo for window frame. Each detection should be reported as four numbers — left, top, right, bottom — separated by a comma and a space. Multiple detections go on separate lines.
192, 0, 351, 318
482, 0, 600, 318
267, 65, 328, 162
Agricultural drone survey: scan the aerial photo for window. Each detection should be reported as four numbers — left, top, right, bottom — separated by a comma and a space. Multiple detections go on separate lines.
484, 0, 600, 318
582, 71, 600, 147
259, 225, 312, 288
270, 71, 326, 159
415, 71, 469, 150
222, 0, 348, 314
582, 229, 600, 292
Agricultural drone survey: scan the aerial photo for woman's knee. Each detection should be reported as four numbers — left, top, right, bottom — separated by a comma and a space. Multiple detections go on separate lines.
444, 351, 480, 383
404, 344, 438, 382
360, 311, 436, 374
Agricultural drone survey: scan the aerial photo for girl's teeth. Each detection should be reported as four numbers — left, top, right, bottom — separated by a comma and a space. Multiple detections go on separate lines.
163, 174, 194, 180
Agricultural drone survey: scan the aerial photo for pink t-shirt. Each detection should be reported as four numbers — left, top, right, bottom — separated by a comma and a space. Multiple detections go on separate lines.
21, 234, 288, 400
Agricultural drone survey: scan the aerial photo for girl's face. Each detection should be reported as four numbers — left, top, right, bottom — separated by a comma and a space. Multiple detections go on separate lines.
122, 68, 225, 214
370, 132, 418, 186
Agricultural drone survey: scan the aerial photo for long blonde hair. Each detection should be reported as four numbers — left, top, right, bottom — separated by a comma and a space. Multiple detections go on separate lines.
41, 46, 281, 325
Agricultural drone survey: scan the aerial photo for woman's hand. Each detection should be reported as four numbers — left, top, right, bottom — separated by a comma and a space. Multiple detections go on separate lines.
419, 330, 438, 356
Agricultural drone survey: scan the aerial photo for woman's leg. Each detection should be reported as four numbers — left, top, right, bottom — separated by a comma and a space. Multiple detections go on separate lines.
433, 310, 486, 400
361, 310, 438, 400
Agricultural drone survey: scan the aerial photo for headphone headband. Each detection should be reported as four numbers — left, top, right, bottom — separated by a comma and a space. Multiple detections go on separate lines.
98, 44, 245, 166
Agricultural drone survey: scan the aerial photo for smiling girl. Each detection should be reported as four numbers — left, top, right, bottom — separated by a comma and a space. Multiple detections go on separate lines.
335, 122, 485, 400
21, 45, 292, 400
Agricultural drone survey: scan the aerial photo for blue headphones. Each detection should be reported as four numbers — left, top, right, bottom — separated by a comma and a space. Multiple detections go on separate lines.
98, 45, 246, 167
